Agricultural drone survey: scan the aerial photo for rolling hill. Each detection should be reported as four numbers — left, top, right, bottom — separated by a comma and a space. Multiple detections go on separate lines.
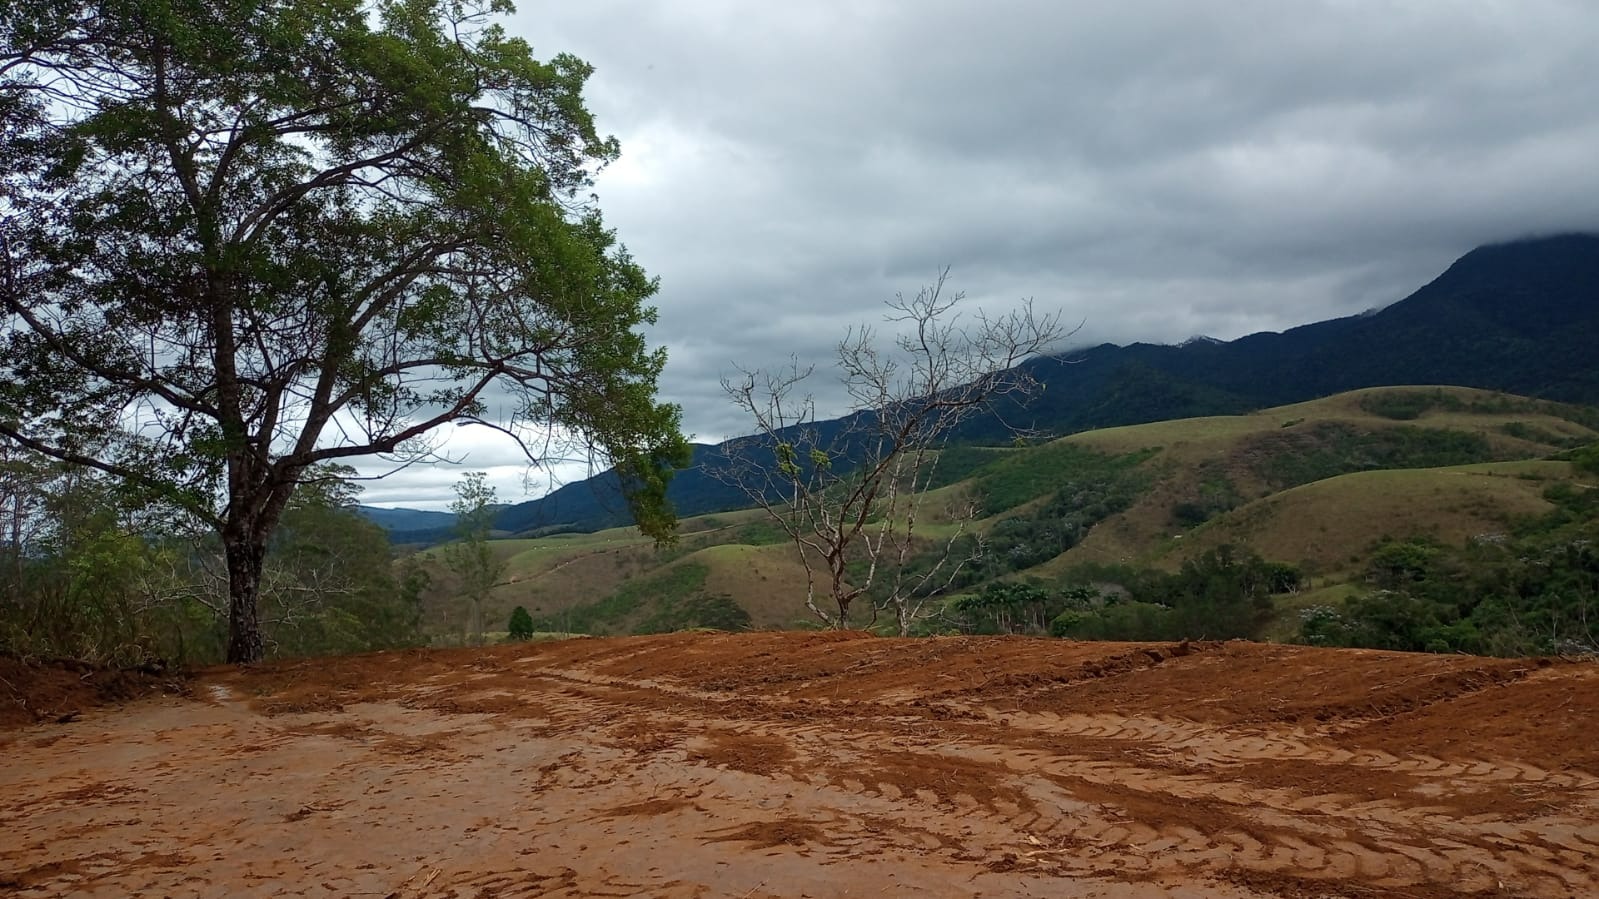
489, 233, 1599, 536
421, 385, 1598, 647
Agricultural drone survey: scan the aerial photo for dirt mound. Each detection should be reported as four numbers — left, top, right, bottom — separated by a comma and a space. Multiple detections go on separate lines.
0, 655, 183, 729
2, 634, 1596, 897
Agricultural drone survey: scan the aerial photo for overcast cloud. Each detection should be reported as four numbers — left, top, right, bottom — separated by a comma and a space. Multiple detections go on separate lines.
357, 0, 1599, 509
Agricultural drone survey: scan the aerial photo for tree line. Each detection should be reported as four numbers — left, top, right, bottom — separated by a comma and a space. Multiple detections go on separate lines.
0, 457, 425, 665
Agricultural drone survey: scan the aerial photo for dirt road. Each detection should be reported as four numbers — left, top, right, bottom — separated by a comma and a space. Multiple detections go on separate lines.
2, 633, 1596, 897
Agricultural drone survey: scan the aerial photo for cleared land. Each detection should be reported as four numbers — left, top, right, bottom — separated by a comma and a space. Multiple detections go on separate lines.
3, 634, 1597, 897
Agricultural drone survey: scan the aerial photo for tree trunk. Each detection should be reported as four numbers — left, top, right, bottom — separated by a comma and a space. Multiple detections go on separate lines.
225, 534, 266, 663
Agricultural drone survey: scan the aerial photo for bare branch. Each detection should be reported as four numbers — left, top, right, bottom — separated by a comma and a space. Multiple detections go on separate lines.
713, 273, 1075, 632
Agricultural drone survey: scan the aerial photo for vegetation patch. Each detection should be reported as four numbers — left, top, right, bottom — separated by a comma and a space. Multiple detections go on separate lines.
1360, 388, 1599, 431
638, 594, 751, 634
531, 562, 720, 636
1299, 480, 1599, 656
972, 442, 1157, 516
1244, 422, 1505, 490
940, 547, 1302, 642
1171, 469, 1244, 529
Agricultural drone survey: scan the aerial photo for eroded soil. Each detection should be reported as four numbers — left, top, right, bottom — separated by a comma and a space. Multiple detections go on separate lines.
2, 633, 1596, 897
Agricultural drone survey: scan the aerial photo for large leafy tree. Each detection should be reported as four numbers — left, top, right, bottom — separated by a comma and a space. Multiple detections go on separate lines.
0, 0, 688, 661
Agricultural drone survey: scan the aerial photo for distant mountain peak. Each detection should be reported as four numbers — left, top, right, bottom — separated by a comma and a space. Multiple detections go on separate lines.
1179, 334, 1224, 347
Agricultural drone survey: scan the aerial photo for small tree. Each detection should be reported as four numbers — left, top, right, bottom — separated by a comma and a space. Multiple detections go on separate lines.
444, 471, 503, 646
507, 605, 535, 641
717, 271, 1071, 634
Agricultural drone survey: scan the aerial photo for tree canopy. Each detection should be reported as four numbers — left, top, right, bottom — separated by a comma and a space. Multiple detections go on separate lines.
0, 0, 689, 661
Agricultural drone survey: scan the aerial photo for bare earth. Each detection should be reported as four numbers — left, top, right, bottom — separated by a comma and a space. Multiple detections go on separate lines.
2, 633, 1597, 898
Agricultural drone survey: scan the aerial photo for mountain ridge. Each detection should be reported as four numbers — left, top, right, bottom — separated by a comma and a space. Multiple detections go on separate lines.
483, 233, 1599, 537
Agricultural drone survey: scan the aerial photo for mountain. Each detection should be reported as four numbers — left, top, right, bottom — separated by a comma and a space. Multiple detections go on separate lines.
490, 233, 1599, 536
357, 505, 456, 532
436, 386, 1598, 640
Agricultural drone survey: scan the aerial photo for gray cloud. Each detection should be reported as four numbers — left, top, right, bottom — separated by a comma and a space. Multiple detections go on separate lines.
361, 0, 1599, 507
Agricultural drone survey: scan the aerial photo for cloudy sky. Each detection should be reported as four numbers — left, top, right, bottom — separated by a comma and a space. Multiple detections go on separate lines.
356, 0, 1599, 509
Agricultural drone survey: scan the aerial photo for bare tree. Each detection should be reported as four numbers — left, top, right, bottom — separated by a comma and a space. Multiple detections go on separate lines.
717, 271, 1073, 635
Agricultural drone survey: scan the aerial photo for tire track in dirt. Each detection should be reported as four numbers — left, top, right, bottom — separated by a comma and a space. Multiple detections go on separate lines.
516, 656, 1599, 793
517, 658, 1599, 897
989, 709, 1599, 790
6, 634, 1596, 898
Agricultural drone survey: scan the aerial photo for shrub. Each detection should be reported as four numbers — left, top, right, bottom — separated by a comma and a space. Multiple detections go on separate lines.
507, 606, 535, 641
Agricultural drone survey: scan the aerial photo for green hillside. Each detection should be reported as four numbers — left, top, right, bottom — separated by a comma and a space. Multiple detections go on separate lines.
483, 234, 1599, 537
414, 385, 1599, 655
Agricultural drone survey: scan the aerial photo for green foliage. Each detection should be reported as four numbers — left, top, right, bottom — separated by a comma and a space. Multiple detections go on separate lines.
507, 606, 535, 641
951, 581, 1059, 635
1299, 515, 1599, 655
261, 469, 424, 658
1499, 421, 1587, 447
1053, 601, 1175, 641
0, 471, 201, 665
728, 520, 790, 546
946, 447, 1154, 585
443, 472, 505, 646
532, 562, 711, 635
972, 443, 1157, 515
1, 0, 687, 661
1360, 390, 1449, 420
1171, 472, 1243, 529
1247, 423, 1501, 490
638, 593, 751, 634
1365, 538, 1441, 590
867, 443, 1154, 605
1569, 442, 1599, 477
1358, 388, 1534, 420
1046, 547, 1301, 642
922, 445, 1014, 490
1359, 389, 1599, 433
0, 462, 421, 665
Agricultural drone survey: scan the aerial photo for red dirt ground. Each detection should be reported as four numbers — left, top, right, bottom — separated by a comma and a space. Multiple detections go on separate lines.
2, 633, 1596, 897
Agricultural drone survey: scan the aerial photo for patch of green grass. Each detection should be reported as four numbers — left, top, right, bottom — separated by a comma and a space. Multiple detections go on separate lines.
532, 562, 710, 635
972, 441, 1158, 514
638, 593, 751, 633
1259, 583, 1360, 643
1244, 422, 1505, 490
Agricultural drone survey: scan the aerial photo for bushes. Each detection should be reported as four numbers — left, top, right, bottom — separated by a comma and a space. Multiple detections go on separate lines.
507, 606, 535, 641
1298, 528, 1599, 656
531, 562, 752, 635
1045, 547, 1301, 642
950, 547, 1301, 642
1170, 473, 1242, 529
1052, 601, 1174, 640
951, 582, 1059, 635
1245, 422, 1502, 490
639, 593, 751, 633
0, 463, 422, 666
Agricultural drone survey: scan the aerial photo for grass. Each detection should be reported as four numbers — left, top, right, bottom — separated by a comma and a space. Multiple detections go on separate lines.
1260, 583, 1362, 643
1177, 465, 1558, 572
412, 385, 1595, 646
530, 561, 712, 635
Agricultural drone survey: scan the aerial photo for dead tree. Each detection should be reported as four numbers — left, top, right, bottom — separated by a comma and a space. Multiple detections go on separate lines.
717, 271, 1073, 634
